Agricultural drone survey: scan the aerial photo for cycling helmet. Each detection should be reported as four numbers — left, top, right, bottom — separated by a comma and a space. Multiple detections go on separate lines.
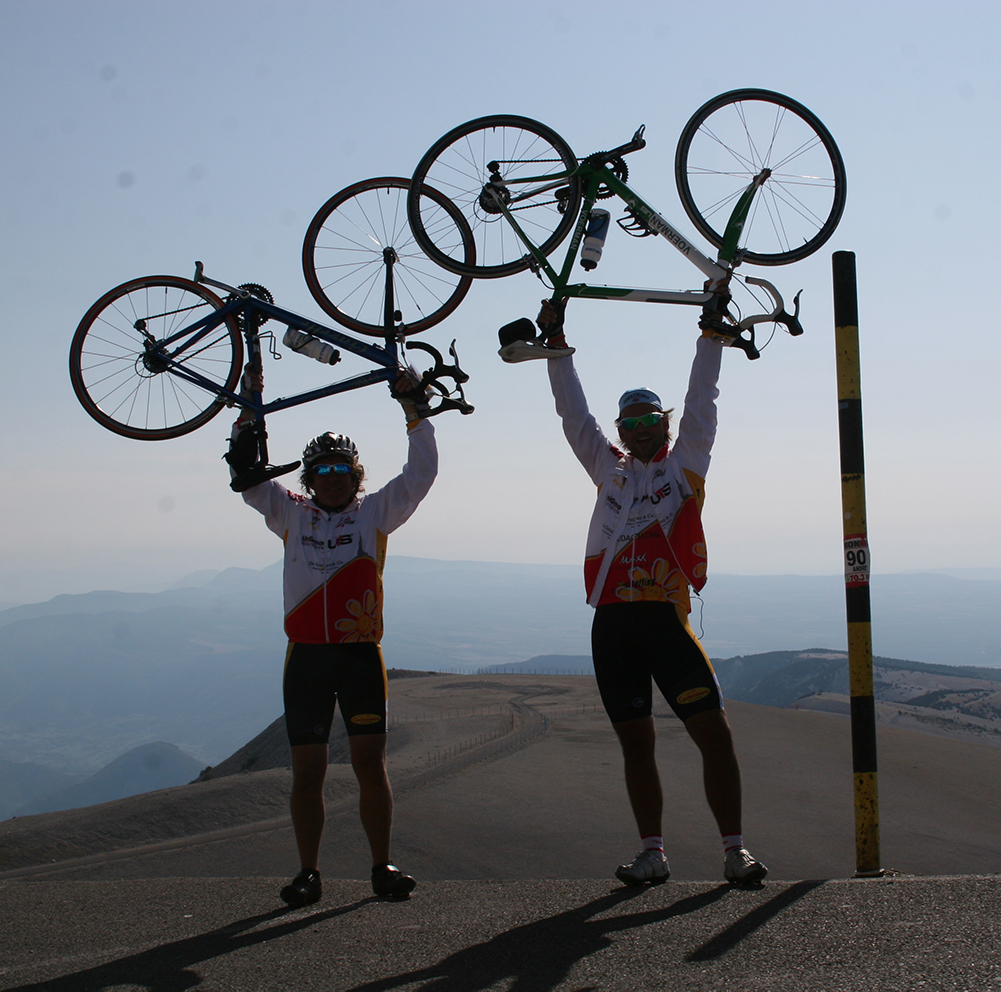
302, 432, 358, 467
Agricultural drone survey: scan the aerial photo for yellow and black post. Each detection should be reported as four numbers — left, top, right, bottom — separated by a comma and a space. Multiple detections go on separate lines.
833, 250, 882, 876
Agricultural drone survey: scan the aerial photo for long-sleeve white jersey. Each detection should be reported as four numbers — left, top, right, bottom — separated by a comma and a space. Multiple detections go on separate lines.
241, 419, 437, 643
548, 336, 722, 611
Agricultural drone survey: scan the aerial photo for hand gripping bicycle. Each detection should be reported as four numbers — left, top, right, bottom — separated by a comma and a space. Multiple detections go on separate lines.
406, 90, 846, 359
69, 178, 475, 482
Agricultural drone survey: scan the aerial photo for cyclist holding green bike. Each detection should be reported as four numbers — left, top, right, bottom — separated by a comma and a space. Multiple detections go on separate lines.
534, 301, 767, 887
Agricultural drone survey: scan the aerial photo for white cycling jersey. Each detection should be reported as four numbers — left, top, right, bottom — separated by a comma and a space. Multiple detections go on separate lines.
548, 336, 722, 612
239, 419, 437, 643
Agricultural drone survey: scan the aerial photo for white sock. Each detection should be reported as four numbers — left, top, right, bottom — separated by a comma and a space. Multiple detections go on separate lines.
642, 835, 664, 854
722, 833, 743, 854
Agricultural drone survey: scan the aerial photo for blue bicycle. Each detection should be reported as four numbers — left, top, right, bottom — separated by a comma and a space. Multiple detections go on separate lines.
69, 178, 475, 448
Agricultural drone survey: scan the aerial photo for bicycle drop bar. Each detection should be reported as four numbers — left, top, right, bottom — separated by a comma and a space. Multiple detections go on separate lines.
403, 340, 474, 417
740, 277, 804, 337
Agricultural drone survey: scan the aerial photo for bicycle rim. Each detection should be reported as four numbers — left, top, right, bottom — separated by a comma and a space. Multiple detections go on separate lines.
408, 115, 581, 279
303, 177, 473, 336
69, 276, 243, 440
676, 89, 846, 266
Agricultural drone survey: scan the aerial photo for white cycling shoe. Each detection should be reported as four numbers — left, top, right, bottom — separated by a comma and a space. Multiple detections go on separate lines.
614, 849, 670, 886
724, 847, 768, 885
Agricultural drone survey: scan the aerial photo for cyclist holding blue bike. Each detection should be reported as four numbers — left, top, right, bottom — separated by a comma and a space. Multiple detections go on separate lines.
527, 300, 767, 887
226, 370, 433, 906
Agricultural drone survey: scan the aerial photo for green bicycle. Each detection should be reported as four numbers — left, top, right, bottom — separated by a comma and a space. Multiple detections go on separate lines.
406, 89, 846, 358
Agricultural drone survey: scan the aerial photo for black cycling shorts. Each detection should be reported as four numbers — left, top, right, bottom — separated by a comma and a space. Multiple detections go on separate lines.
283, 641, 389, 746
591, 602, 723, 724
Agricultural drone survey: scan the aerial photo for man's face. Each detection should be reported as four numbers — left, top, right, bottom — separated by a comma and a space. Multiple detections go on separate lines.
310, 455, 358, 510
616, 403, 668, 463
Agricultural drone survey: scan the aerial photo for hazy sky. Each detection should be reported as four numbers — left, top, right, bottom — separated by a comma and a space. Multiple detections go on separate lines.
2, 0, 999, 603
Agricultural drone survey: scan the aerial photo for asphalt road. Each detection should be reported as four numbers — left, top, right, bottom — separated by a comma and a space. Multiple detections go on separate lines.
3, 676, 1000, 990
1, 875, 998, 991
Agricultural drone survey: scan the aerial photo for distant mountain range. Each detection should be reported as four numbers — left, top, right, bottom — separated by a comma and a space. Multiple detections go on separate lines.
11, 742, 203, 817
1, 557, 1000, 797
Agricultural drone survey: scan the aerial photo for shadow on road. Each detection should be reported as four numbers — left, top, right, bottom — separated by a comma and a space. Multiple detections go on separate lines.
686, 879, 827, 961
348, 882, 819, 992
4, 898, 373, 992
5, 881, 827, 991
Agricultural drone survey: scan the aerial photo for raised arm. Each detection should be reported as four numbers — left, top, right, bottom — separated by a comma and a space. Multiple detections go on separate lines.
669, 335, 723, 479
547, 352, 621, 486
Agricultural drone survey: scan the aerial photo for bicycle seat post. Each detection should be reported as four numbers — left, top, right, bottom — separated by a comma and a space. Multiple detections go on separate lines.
381, 247, 403, 361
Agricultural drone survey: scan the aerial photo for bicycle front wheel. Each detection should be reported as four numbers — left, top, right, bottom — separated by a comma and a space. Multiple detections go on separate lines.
676, 90, 846, 266
408, 115, 581, 279
303, 177, 474, 336
69, 276, 243, 440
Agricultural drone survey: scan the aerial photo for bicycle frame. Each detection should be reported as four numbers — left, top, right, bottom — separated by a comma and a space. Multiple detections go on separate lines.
144, 260, 472, 429
480, 138, 800, 353
188, 270, 403, 420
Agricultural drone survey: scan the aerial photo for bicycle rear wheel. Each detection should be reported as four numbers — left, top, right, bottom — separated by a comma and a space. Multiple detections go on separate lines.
675, 90, 846, 266
69, 276, 243, 440
408, 115, 581, 279
303, 177, 474, 336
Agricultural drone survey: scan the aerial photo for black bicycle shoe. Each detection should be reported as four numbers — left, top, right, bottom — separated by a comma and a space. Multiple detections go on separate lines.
280, 869, 322, 907
371, 862, 417, 899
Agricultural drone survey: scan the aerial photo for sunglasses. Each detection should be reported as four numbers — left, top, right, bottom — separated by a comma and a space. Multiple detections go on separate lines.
616, 412, 663, 431
312, 462, 352, 477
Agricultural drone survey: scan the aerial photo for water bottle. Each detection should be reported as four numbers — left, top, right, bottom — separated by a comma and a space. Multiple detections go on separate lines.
580, 208, 611, 271
283, 327, 340, 366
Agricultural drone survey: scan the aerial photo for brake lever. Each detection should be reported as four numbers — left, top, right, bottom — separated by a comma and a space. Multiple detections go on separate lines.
728, 333, 761, 361
780, 290, 804, 336
401, 339, 474, 417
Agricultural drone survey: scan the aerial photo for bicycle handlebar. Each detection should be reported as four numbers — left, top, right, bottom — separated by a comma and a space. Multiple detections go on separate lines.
740, 277, 803, 337
402, 340, 474, 417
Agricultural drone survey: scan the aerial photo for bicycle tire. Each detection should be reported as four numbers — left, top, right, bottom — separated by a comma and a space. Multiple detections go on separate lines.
675, 89, 846, 266
302, 177, 474, 336
408, 115, 582, 279
69, 275, 243, 440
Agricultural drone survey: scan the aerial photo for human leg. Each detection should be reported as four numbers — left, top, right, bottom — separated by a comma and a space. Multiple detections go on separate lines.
289, 743, 329, 872
611, 715, 664, 838
337, 645, 416, 898
349, 733, 393, 865
592, 605, 662, 835
279, 742, 328, 907
683, 709, 741, 836
684, 709, 767, 883
610, 716, 672, 885
280, 642, 340, 905
592, 605, 671, 884
348, 738, 416, 897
